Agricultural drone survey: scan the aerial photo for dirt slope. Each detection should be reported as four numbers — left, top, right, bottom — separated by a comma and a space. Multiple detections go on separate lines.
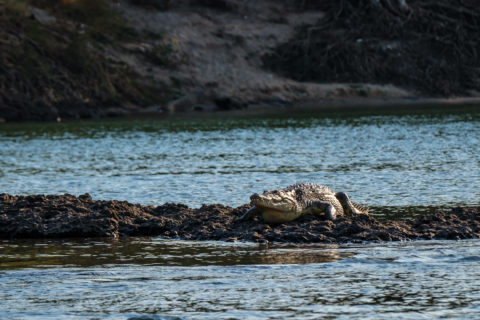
1, 0, 479, 122
117, 0, 410, 113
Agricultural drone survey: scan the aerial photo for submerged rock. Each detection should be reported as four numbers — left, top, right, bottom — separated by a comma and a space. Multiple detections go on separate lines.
0, 193, 479, 243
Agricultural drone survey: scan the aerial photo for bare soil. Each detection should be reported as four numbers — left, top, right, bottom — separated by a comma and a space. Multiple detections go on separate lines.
116, 0, 412, 112
1, 193, 479, 243
4, 0, 480, 123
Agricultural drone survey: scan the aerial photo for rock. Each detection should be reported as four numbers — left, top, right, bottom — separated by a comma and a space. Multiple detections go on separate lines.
213, 96, 244, 110
122, 43, 153, 53
165, 91, 244, 113
191, 104, 216, 112
31, 8, 56, 25
129, 0, 172, 10
190, 0, 237, 11
140, 105, 164, 113
105, 107, 129, 117
165, 90, 211, 113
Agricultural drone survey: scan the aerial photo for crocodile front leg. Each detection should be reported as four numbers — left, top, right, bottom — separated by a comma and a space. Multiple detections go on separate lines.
235, 206, 259, 223
304, 201, 337, 220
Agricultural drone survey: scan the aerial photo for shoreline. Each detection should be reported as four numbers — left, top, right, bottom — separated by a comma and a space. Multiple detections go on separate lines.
2, 96, 480, 124
1, 193, 479, 243
3, 1, 480, 124
165, 96, 480, 118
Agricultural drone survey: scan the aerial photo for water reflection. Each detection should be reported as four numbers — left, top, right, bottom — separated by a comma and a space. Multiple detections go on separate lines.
1, 239, 480, 319
0, 239, 350, 270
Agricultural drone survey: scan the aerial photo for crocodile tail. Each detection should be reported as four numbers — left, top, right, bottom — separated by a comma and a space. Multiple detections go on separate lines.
352, 201, 369, 214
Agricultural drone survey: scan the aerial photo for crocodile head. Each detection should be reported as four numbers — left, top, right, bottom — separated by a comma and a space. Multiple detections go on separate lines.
250, 189, 298, 213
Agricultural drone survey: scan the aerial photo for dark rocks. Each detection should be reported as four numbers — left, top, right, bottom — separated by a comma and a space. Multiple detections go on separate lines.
129, 0, 172, 10
31, 8, 57, 25
1, 193, 479, 243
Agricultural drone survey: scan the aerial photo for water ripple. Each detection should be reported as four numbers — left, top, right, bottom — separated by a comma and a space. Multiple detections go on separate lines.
0, 110, 479, 208
1, 239, 480, 319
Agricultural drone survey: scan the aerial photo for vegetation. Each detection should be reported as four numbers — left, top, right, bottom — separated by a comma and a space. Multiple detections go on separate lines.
0, 0, 170, 121
2, 0, 480, 122
263, 0, 480, 96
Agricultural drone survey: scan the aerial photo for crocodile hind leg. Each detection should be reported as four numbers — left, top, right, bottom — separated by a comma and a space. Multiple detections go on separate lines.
334, 192, 362, 214
305, 201, 337, 220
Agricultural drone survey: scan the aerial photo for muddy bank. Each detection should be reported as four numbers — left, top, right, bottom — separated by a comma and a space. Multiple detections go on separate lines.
1, 193, 479, 243
2, 0, 480, 123
0, 0, 172, 123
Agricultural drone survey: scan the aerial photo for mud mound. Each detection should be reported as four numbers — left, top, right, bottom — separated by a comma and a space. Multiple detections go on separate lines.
1, 193, 479, 243
264, 0, 480, 96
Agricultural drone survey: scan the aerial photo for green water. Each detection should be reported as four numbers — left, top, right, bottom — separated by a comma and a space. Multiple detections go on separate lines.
1, 108, 479, 209
1, 239, 480, 319
1, 107, 480, 319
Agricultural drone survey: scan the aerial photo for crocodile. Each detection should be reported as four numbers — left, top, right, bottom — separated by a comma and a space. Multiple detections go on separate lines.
237, 183, 369, 224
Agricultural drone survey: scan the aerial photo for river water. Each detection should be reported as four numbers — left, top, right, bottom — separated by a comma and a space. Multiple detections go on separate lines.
1, 107, 480, 319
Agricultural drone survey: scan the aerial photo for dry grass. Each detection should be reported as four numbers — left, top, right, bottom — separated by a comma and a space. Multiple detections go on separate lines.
0, 0, 170, 120
264, 0, 480, 96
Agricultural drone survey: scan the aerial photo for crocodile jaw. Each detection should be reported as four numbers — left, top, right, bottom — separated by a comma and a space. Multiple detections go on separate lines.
260, 208, 300, 223
250, 192, 297, 213
250, 191, 299, 223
